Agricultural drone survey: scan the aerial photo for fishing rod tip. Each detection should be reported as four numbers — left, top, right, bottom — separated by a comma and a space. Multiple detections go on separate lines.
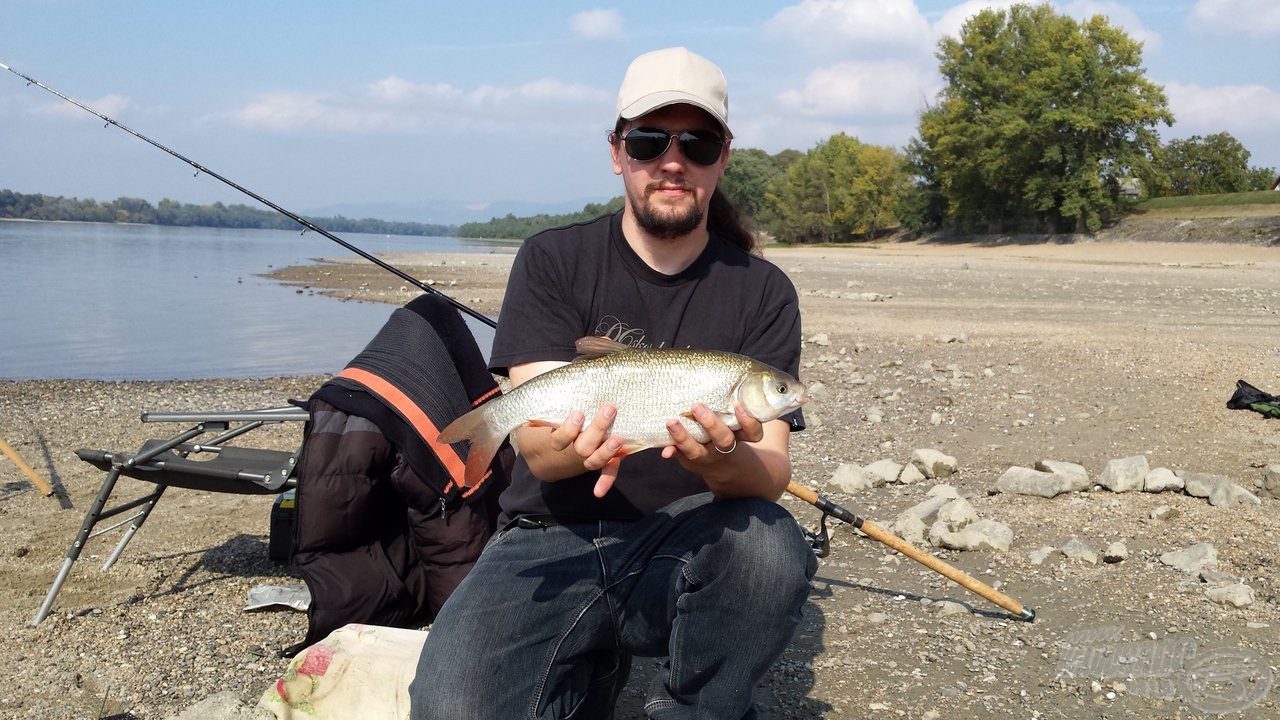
1016, 607, 1036, 623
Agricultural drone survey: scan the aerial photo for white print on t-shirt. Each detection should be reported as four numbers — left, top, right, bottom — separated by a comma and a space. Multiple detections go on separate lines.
593, 316, 665, 349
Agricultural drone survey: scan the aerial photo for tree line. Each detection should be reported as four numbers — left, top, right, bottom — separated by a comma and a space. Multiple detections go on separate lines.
458, 198, 625, 239
463, 2, 1276, 243
0, 190, 458, 237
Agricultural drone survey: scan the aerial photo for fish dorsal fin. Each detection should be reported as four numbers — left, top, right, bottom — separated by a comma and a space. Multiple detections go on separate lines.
574, 336, 633, 361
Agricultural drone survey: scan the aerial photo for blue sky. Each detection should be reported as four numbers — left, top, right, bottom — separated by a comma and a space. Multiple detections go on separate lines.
3, 1, 1278, 225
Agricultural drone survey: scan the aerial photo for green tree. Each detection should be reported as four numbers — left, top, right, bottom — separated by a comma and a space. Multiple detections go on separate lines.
721, 148, 802, 227
763, 134, 909, 243
917, 3, 1172, 233
1142, 132, 1278, 197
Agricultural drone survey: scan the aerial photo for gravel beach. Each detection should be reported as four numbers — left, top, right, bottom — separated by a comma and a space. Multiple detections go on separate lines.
3, 229, 1280, 719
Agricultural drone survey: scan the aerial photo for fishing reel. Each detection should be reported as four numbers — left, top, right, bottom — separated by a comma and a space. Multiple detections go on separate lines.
802, 512, 835, 558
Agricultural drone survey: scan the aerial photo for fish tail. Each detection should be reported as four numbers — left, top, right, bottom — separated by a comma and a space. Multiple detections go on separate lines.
438, 403, 507, 487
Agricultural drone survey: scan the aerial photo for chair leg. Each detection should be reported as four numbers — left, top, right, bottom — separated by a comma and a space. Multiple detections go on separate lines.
102, 485, 167, 571
32, 466, 123, 625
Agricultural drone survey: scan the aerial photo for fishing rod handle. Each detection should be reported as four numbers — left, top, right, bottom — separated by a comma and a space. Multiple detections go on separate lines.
857, 518, 1034, 621
784, 482, 1035, 622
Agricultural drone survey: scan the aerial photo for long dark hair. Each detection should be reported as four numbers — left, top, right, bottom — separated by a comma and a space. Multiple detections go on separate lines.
708, 187, 757, 255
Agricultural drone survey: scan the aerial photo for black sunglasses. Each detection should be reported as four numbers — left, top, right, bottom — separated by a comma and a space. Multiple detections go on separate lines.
615, 126, 725, 166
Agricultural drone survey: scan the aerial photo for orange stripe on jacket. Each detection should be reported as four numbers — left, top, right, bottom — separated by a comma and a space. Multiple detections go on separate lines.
336, 367, 486, 494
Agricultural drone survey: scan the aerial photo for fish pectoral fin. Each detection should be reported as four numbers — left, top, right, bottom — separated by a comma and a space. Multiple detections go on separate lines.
678, 410, 737, 425
525, 419, 558, 428
617, 440, 652, 456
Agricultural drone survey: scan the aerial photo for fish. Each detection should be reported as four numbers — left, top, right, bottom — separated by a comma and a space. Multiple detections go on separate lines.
439, 336, 808, 486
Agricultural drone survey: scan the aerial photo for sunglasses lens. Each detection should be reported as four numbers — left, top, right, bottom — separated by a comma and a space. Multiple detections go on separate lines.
623, 128, 672, 163
678, 131, 724, 166
622, 128, 724, 165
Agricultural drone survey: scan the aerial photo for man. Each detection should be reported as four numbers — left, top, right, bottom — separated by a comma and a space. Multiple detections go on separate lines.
410, 47, 816, 720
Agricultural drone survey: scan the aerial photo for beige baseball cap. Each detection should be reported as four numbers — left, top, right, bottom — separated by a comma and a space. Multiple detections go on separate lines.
615, 47, 731, 138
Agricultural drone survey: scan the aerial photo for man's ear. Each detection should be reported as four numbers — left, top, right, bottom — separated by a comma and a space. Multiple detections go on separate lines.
609, 135, 625, 176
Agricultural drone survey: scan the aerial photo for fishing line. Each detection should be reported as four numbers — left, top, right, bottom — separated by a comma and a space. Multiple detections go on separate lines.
0, 61, 497, 330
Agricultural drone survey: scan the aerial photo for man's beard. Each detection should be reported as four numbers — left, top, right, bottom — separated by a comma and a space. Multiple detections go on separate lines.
633, 184, 704, 239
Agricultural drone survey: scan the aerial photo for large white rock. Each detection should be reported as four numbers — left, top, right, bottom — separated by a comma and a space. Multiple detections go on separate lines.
995, 466, 1074, 498
1206, 583, 1254, 608
864, 459, 904, 485
828, 462, 879, 493
911, 448, 958, 479
1097, 455, 1149, 492
1034, 459, 1090, 491
1159, 542, 1219, 574
1143, 467, 1183, 493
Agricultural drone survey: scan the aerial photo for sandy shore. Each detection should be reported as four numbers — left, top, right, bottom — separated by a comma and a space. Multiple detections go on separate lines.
2, 237, 1280, 719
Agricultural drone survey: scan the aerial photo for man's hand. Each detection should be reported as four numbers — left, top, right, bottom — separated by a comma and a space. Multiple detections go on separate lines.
662, 403, 791, 500
661, 402, 762, 466
545, 403, 626, 498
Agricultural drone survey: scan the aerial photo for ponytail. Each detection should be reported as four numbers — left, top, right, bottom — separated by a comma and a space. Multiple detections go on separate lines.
708, 187, 758, 256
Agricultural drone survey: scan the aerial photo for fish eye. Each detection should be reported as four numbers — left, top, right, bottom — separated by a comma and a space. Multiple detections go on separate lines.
776, 383, 788, 394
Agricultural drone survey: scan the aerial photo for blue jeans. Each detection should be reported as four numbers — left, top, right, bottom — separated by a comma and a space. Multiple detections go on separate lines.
408, 493, 817, 720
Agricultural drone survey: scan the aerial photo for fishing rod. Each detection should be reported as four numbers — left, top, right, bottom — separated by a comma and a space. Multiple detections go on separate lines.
5, 62, 1034, 621
0, 61, 496, 330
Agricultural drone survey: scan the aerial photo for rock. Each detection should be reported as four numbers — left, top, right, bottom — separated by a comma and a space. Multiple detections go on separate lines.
936, 498, 978, 530
892, 513, 930, 546
1061, 537, 1098, 565
911, 448, 958, 479
1028, 546, 1060, 565
930, 518, 1012, 552
1150, 505, 1179, 521
934, 600, 970, 616
898, 463, 926, 484
1264, 465, 1280, 500
809, 333, 831, 347
1102, 542, 1129, 563
994, 466, 1074, 498
829, 462, 880, 493
1178, 471, 1261, 507
1034, 459, 1091, 491
1205, 583, 1254, 608
1199, 570, 1239, 585
1097, 455, 1149, 492
926, 483, 961, 498
864, 459, 904, 485
1159, 542, 1219, 574
897, 486, 962, 522
1143, 467, 1183, 493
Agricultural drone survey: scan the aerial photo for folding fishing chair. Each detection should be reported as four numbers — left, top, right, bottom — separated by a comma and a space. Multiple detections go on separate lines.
32, 406, 308, 625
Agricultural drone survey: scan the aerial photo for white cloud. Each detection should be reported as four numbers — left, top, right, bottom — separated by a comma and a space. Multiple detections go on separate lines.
1059, 1, 1162, 49
931, 0, 1021, 42
779, 60, 938, 117
1191, 0, 1280, 37
932, 1, 1160, 49
768, 0, 932, 54
231, 76, 609, 134
1164, 81, 1280, 132
570, 9, 623, 39
36, 94, 129, 119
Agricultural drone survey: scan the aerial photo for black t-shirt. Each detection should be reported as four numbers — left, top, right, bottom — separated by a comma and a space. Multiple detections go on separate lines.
489, 211, 804, 524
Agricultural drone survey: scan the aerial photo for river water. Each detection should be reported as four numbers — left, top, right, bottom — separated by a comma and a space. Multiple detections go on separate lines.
0, 220, 505, 380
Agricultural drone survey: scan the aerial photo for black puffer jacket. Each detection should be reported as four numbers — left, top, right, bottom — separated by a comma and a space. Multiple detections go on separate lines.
290, 294, 509, 649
